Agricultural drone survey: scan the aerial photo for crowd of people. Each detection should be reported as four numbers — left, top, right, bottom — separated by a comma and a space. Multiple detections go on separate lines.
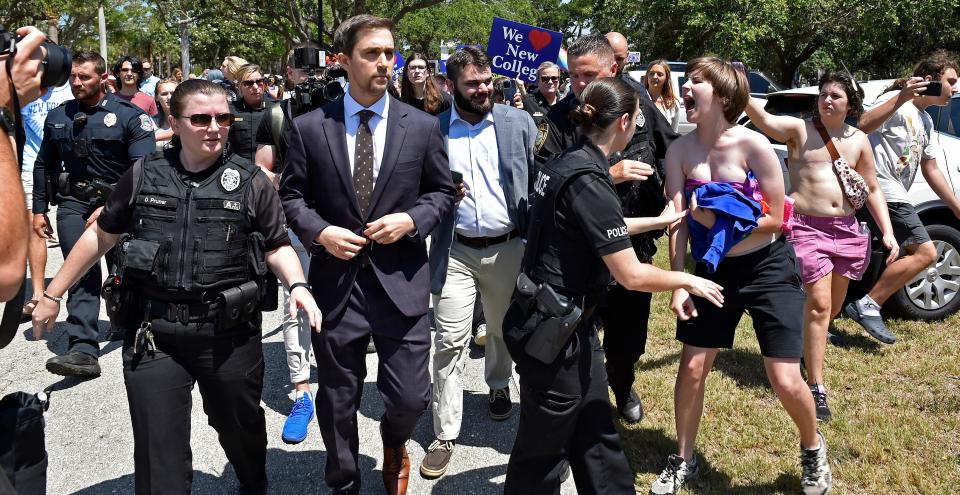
3, 12, 957, 495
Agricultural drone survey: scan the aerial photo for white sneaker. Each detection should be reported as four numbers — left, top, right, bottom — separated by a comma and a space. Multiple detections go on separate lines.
473, 323, 487, 347
650, 454, 698, 494
800, 431, 832, 495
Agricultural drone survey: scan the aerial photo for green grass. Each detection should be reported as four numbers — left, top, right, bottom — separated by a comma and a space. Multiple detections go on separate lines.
611, 243, 960, 494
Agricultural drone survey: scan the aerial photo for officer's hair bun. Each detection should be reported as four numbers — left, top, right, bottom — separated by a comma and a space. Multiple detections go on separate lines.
569, 103, 597, 125
566, 78, 638, 134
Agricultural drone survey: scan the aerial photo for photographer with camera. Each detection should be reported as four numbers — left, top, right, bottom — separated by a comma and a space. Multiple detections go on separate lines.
32, 51, 156, 378
0, 26, 59, 303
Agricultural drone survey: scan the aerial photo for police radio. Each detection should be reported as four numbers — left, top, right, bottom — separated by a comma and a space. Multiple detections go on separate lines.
72, 112, 89, 159
291, 47, 346, 114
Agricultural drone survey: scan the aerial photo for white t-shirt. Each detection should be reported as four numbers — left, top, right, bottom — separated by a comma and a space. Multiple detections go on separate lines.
867, 91, 939, 204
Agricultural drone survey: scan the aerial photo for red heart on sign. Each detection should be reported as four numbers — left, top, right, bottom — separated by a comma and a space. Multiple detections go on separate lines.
528, 30, 552, 51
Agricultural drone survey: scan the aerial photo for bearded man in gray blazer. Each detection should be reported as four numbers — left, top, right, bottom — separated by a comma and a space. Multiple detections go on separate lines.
422, 47, 538, 479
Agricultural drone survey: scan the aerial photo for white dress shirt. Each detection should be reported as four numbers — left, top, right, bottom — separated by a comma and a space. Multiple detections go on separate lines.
448, 106, 513, 238
343, 85, 389, 185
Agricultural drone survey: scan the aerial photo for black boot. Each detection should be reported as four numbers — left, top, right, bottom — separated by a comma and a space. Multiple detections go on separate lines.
46, 351, 101, 378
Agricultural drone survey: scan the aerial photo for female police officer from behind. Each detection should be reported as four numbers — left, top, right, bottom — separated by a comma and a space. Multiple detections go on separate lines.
502, 77, 724, 494
33, 79, 322, 494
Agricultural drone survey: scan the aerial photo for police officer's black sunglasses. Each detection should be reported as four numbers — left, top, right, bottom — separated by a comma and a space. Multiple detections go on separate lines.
182, 113, 235, 127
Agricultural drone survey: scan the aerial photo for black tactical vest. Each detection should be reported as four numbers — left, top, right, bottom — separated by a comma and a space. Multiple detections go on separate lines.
523, 147, 615, 297
124, 150, 265, 301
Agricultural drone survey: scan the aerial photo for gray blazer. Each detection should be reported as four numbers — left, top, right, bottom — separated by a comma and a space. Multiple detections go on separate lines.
429, 103, 538, 294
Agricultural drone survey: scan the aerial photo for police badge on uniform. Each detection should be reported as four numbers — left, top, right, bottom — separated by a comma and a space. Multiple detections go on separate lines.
535, 122, 550, 152
139, 114, 155, 132
635, 111, 645, 129
220, 168, 241, 192
103, 113, 117, 127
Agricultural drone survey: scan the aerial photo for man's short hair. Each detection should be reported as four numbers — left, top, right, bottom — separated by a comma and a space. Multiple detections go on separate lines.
333, 15, 394, 56
567, 34, 615, 67
912, 49, 959, 80
73, 51, 106, 75
686, 57, 749, 123
446, 47, 492, 83
536, 61, 560, 77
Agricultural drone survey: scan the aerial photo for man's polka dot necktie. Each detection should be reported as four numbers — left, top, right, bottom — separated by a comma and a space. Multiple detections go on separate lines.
354, 110, 375, 217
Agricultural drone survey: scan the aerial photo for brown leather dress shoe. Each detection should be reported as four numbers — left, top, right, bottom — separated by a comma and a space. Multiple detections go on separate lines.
382, 445, 410, 495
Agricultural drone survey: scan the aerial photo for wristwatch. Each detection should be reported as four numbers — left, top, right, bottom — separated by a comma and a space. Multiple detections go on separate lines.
289, 282, 312, 292
0, 105, 14, 135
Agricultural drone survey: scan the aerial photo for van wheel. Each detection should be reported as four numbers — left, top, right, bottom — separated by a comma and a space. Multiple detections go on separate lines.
888, 224, 960, 320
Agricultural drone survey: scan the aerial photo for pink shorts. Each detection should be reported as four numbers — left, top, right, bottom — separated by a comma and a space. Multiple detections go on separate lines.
786, 212, 870, 284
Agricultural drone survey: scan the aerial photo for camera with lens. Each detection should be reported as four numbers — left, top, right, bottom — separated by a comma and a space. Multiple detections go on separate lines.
291, 47, 346, 114
0, 25, 72, 89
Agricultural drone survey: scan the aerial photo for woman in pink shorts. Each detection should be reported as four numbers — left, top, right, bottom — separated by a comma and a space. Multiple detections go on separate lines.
745, 72, 898, 421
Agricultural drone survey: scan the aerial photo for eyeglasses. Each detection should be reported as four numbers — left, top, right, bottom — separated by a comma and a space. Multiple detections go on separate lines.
407, 65, 428, 72
540, 76, 559, 82
181, 113, 235, 127
240, 78, 266, 87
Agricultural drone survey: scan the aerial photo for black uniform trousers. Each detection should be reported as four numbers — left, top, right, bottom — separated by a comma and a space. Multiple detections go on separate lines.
599, 285, 652, 404
121, 317, 267, 494
312, 266, 431, 493
504, 315, 635, 495
56, 197, 114, 357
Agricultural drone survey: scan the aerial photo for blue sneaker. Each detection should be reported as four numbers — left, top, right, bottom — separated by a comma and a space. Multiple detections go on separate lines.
281, 392, 314, 444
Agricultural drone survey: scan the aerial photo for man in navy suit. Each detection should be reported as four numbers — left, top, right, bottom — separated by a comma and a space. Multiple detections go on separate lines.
279, 14, 455, 495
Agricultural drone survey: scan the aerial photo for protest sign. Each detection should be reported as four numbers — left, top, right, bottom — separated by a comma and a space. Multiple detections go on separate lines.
486, 17, 562, 82
393, 51, 405, 79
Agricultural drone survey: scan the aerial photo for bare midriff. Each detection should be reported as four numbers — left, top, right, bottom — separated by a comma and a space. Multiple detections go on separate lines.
787, 159, 853, 217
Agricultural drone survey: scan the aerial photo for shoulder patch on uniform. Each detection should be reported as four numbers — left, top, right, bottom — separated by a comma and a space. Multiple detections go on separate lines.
139, 114, 155, 131
635, 111, 645, 129
220, 167, 241, 192
535, 122, 550, 152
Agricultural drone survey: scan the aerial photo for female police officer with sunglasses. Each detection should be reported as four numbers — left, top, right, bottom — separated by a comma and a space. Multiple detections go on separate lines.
33, 79, 321, 494
501, 77, 724, 494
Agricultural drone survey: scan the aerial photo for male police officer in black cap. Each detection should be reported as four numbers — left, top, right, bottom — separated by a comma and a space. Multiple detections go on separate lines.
32, 50, 155, 378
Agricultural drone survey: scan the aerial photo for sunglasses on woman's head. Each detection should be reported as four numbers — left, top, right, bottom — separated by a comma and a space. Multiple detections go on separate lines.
182, 113, 235, 127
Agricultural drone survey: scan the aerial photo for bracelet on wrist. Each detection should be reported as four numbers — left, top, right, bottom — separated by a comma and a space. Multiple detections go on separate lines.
43, 291, 63, 303
289, 282, 312, 292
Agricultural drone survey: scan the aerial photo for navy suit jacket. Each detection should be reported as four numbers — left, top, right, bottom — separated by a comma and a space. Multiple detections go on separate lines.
280, 95, 456, 322
428, 103, 538, 294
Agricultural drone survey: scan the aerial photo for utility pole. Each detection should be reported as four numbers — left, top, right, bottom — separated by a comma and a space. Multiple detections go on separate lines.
98, 3, 108, 62
317, 0, 325, 49
45, 15, 58, 44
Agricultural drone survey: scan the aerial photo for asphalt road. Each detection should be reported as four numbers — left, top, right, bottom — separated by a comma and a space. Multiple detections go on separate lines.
0, 214, 579, 494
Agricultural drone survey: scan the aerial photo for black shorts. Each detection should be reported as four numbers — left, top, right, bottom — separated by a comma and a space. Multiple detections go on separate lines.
676, 237, 805, 358
861, 201, 931, 248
